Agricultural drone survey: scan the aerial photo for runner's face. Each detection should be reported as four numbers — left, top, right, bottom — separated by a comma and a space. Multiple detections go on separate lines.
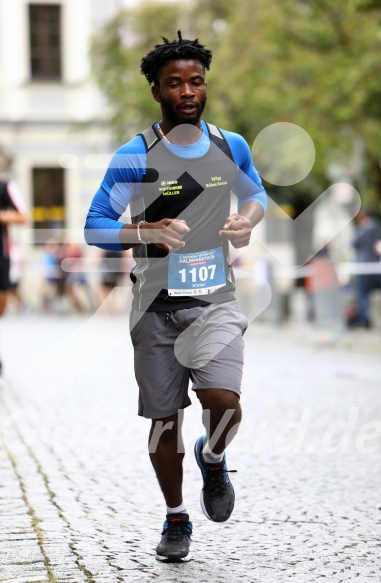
152, 59, 207, 127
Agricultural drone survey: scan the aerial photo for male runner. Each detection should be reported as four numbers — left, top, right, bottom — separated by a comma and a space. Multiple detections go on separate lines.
0, 178, 27, 373
85, 32, 267, 561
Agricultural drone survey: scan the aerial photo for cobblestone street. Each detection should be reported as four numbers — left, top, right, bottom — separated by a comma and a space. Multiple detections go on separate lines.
0, 313, 380, 582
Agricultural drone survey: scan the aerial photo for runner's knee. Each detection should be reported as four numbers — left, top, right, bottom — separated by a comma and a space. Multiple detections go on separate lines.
150, 414, 180, 443
197, 388, 240, 414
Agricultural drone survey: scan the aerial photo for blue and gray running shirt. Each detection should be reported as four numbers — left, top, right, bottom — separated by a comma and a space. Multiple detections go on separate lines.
85, 120, 267, 311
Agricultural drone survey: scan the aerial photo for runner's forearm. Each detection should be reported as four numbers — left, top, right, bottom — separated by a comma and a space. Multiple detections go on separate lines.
119, 224, 142, 250
238, 201, 264, 229
0, 210, 27, 225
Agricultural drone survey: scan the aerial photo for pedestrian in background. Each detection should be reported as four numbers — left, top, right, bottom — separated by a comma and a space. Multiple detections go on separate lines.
98, 249, 125, 314
61, 242, 91, 313
8, 241, 25, 311
41, 238, 61, 312
0, 149, 27, 373
351, 208, 381, 328
85, 32, 266, 561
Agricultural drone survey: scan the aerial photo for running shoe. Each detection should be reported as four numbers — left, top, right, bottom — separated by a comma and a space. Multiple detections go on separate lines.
194, 435, 236, 522
155, 513, 192, 562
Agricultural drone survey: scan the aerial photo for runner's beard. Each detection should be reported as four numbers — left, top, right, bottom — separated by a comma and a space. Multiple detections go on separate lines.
160, 95, 207, 127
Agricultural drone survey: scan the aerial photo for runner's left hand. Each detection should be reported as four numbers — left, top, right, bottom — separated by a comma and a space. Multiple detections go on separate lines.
219, 214, 252, 248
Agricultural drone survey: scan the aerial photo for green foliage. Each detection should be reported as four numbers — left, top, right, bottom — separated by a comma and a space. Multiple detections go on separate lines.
190, 0, 381, 205
91, 5, 183, 142
90, 0, 381, 205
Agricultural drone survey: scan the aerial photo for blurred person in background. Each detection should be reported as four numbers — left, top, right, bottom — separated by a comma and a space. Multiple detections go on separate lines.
8, 241, 25, 312
61, 242, 91, 313
0, 150, 28, 374
375, 239, 381, 259
97, 249, 135, 314
41, 238, 61, 313
42, 240, 96, 314
351, 208, 381, 328
98, 249, 125, 314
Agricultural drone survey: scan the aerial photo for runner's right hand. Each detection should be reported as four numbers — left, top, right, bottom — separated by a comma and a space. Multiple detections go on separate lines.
141, 219, 190, 252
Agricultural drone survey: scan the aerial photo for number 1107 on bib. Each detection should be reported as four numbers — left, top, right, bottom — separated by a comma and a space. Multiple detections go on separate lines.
178, 264, 216, 283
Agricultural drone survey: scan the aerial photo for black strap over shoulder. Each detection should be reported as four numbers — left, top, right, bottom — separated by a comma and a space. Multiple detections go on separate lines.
138, 126, 160, 152
137, 126, 160, 183
138, 122, 234, 162
205, 123, 234, 162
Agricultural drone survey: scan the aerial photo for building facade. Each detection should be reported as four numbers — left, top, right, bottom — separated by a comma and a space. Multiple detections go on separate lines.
0, 1, 116, 303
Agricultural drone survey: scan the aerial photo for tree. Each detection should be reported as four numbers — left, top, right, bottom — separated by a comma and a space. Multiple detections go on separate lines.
91, 4, 183, 143
190, 0, 381, 207
90, 0, 381, 207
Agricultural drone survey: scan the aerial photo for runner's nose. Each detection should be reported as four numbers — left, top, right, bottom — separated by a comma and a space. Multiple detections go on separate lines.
180, 84, 195, 98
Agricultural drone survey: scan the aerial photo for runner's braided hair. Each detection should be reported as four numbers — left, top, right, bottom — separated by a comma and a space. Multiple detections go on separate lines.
140, 30, 212, 85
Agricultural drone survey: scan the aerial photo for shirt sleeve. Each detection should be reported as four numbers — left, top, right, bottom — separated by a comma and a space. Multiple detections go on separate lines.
6, 181, 27, 212
221, 130, 267, 213
84, 136, 147, 250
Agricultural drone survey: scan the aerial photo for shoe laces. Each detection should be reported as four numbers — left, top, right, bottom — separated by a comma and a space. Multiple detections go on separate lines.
204, 465, 237, 497
163, 518, 192, 542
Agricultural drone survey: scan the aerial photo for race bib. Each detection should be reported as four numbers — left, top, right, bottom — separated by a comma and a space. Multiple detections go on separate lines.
168, 247, 226, 296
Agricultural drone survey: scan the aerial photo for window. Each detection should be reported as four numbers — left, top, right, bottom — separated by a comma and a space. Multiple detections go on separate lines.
32, 168, 65, 242
29, 4, 62, 80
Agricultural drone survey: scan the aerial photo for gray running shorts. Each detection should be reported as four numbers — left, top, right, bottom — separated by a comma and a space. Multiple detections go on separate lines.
129, 300, 248, 419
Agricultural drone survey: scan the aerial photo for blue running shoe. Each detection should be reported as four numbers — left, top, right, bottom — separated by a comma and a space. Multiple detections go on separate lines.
194, 435, 236, 522
155, 513, 192, 562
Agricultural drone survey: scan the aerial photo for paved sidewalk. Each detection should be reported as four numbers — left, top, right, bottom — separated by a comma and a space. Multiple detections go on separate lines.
0, 314, 380, 582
